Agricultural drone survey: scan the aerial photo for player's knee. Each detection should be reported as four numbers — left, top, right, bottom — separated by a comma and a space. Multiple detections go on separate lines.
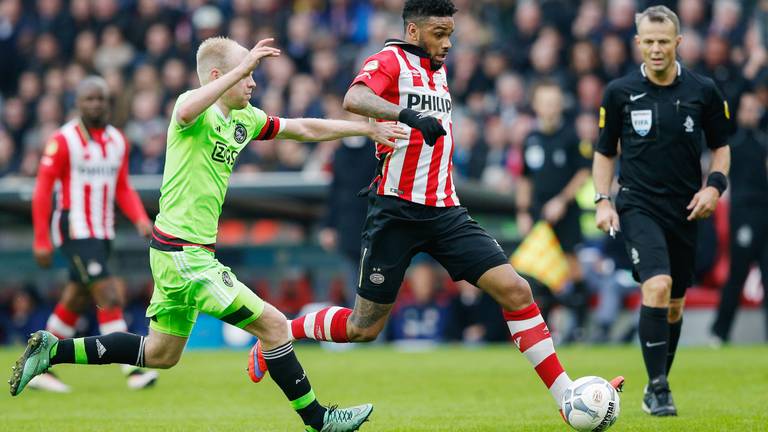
497, 274, 533, 310
668, 299, 685, 322
642, 276, 672, 305
247, 304, 290, 347
144, 346, 181, 369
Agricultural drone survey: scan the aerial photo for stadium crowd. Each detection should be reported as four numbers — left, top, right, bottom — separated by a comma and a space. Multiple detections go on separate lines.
1, 0, 767, 345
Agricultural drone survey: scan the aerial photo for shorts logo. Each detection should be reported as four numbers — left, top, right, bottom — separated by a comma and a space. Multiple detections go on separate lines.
87, 261, 102, 276
369, 267, 385, 285
234, 123, 247, 144
222, 271, 233, 287
631, 110, 652, 137
631, 247, 640, 265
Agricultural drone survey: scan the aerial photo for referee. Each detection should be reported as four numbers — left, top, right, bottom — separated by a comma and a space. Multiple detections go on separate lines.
593, 6, 731, 417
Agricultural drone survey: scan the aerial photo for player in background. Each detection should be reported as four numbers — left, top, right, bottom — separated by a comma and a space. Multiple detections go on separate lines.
516, 82, 591, 342
11, 37, 407, 432
248, 0, 623, 419
31, 76, 158, 392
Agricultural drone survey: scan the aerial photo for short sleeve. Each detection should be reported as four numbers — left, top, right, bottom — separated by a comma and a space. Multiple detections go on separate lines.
171, 91, 209, 132
351, 50, 400, 96
570, 130, 592, 170
702, 80, 733, 149
595, 82, 622, 157
522, 133, 534, 176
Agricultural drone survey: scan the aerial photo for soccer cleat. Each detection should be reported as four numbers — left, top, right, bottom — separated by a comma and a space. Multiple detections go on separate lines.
642, 375, 677, 416
9, 331, 58, 396
307, 404, 373, 432
247, 340, 268, 383
609, 375, 625, 392
126, 369, 159, 390
27, 371, 70, 393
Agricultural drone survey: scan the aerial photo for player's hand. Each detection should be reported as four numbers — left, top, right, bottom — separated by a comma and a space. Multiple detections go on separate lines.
595, 200, 620, 236
239, 38, 281, 75
34, 247, 53, 268
686, 186, 720, 220
368, 121, 408, 147
135, 219, 152, 238
516, 211, 533, 237
542, 196, 567, 224
398, 108, 446, 146
318, 227, 337, 251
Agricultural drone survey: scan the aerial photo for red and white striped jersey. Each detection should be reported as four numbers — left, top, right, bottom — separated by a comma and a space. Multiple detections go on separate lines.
352, 39, 458, 207
33, 119, 148, 250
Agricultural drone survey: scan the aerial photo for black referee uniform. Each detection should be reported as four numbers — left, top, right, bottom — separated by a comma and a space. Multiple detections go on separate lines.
711, 125, 768, 342
596, 61, 731, 406
523, 123, 591, 253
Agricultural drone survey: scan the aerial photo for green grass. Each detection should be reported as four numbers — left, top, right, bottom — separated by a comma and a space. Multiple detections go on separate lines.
1, 344, 767, 431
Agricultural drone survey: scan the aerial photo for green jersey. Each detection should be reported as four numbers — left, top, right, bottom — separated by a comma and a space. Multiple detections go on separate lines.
154, 91, 282, 244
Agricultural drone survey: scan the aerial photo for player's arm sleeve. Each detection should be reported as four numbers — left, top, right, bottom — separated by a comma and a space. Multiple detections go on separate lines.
245, 104, 283, 141
115, 136, 150, 225
702, 80, 733, 149
573, 130, 593, 169
171, 91, 208, 132
350, 51, 398, 96
595, 83, 621, 157
32, 136, 67, 251
521, 135, 533, 177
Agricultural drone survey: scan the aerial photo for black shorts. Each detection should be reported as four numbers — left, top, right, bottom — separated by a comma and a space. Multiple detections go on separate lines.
616, 188, 696, 298
59, 211, 111, 284
357, 193, 509, 304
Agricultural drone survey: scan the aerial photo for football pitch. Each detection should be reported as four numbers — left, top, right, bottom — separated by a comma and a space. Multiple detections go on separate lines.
0, 344, 766, 431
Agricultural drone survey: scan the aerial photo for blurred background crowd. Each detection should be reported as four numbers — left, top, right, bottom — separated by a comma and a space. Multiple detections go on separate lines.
0, 0, 766, 347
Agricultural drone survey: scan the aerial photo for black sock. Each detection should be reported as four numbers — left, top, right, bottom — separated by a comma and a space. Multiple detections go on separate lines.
50, 332, 146, 367
639, 306, 669, 381
263, 342, 326, 430
666, 318, 683, 375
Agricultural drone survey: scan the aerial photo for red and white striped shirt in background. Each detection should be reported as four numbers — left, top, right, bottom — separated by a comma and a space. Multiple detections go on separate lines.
32, 119, 149, 251
352, 39, 459, 207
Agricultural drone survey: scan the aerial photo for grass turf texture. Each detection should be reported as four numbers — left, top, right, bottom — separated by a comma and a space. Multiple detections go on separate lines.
1, 344, 766, 431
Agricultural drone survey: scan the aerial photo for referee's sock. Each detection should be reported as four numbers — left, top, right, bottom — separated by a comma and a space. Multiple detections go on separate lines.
50, 332, 146, 367
262, 342, 326, 431
639, 306, 669, 381
666, 317, 683, 375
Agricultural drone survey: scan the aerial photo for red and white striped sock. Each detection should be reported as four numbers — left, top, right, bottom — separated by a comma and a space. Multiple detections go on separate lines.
504, 303, 572, 404
290, 306, 351, 342
97, 307, 128, 334
47, 303, 79, 339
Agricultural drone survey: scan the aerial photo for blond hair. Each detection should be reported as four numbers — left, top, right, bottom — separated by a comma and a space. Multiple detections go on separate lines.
635, 5, 680, 35
196, 37, 242, 84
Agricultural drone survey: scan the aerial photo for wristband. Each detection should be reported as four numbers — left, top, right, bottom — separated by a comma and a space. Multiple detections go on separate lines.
706, 172, 728, 196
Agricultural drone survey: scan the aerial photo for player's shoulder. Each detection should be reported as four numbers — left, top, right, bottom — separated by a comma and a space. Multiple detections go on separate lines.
605, 70, 643, 95
682, 68, 720, 95
362, 44, 401, 69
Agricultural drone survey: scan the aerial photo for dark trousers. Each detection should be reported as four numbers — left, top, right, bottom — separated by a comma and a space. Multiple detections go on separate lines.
712, 205, 768, 341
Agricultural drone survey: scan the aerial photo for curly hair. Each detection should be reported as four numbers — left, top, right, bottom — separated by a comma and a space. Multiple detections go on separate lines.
402, 0, 458, 22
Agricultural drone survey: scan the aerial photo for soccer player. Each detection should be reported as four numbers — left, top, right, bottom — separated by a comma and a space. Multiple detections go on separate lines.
31, 76, 158, 392
10, 37, 407, 432
593, 6, 731, 416
248, 0, 624, 419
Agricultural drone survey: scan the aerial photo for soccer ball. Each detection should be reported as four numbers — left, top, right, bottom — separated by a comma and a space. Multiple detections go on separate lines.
561, 376, 620, 431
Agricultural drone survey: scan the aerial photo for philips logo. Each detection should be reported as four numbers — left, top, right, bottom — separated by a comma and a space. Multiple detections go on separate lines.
406, 94, 452, 114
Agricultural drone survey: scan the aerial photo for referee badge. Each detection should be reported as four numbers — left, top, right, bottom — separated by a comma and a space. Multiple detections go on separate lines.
630, 110, 652, 137
234, 123, 247, 144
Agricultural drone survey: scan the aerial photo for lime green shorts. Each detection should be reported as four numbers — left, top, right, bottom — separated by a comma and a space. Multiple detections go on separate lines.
146, 246, 265, 338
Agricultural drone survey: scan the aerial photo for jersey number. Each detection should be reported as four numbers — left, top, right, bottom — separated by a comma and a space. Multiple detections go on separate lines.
211, 141, 238, 166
